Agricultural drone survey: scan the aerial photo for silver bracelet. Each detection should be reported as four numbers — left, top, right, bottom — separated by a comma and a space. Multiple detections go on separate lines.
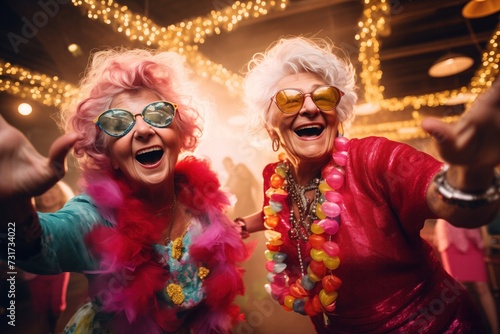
434, 165, 500, 208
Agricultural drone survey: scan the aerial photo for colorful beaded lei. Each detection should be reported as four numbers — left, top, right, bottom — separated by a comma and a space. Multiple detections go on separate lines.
263, 136, 349, 317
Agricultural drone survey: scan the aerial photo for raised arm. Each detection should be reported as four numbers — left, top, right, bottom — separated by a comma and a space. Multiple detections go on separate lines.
0, 115, 79, 255
422, 78, 500, 227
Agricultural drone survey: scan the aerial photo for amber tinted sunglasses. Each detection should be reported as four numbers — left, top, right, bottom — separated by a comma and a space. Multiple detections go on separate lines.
271, 85, 344, 114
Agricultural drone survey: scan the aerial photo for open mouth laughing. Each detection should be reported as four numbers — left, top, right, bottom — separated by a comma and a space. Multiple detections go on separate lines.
135, 147, 164, 166
294, 124, 324, 137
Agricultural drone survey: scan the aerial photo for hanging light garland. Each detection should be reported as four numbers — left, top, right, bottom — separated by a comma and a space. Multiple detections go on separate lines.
378, 87, 472, 111
0, 60, 77, 107
71, 0, 289, 94
355, 0, 389, 104
73, 0, 288, 47
355, 0, 499, 114
349, 115, 461, 141
1, 0, 499, 142
469, 21, 500, 95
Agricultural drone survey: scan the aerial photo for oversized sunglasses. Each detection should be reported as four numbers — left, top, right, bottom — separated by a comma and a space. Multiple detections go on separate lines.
93, 100, 177, 137
271, 85, 344, 115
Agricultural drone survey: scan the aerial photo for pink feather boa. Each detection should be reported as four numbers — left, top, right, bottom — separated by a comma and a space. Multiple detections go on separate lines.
81, 156, 253, 333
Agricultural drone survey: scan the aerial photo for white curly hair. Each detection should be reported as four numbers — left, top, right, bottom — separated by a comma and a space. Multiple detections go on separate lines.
243, 36, 358, 134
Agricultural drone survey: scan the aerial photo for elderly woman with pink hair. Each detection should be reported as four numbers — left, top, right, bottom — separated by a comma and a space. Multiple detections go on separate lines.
0, 48, 250, 333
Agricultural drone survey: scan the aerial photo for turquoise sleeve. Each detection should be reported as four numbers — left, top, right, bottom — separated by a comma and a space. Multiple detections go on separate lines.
15, 194, 110, 274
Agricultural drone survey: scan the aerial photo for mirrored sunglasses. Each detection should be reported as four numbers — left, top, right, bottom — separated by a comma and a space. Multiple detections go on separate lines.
93, 100, 177, 137
272, 85, 344, 115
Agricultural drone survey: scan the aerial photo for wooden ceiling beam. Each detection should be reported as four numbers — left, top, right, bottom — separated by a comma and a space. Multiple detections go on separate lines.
380, 31, 490, 60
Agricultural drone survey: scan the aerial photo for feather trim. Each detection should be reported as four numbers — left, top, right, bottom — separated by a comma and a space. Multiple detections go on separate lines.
79, 170, 123, 224
83, 156, 253, 333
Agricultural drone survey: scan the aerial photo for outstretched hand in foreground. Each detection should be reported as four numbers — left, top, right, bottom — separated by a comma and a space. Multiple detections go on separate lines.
421, 78, 500, 170
0, 115, 79, 200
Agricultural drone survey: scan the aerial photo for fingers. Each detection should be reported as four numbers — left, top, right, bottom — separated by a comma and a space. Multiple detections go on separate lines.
420, 117, 465, 163
0, 114, 19, 134
421, 118, 455, 146
0, 115, 19, 143
48, 133, 80, 180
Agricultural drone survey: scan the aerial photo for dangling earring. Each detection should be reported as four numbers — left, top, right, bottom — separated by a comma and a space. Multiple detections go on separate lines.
272, 138, 280, 152
337, 123, 344, 137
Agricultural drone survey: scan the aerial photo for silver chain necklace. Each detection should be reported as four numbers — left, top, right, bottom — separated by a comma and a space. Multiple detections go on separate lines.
286, 169, 320, 243
285, 168, 322, 276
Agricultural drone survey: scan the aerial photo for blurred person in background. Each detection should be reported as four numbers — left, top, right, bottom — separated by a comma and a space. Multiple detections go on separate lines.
435, 218, 499, 334
223, 156, 261, 220
22, 181, 74, 334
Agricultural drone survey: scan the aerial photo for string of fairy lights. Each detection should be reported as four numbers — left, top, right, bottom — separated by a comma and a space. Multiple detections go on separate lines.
73, 0, 289, 92
469, 21, 500, 94
1, 0, 499, 141
0, 60, 77, 107
355, 0, 389, 104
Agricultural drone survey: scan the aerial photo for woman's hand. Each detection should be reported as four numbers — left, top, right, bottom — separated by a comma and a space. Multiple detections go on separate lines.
0, 115, 79, 200
421, 78, 500, 170
233, 217, 250, 239
423, 78, 500, 227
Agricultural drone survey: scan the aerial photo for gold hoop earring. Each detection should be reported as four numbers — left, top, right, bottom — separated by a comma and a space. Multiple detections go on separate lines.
272, 138, 280, 152
337, 123, 344, 137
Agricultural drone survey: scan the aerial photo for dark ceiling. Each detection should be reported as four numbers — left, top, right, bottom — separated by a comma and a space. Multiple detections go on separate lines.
0, 0, 499, 185
3, 1, 497, 94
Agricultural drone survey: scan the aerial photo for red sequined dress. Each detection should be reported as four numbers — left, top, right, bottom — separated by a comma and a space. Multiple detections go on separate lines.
262, 136, 485, 333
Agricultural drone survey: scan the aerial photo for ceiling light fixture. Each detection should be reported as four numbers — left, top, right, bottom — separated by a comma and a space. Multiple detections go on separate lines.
18, 102, 33, 116
462, 0, 500, 19
428, 53, 474, 77
67, 43, 82, 57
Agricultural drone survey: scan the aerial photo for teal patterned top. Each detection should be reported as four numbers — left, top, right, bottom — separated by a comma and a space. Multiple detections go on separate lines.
15, 193, 207, 332
16, 194, 104, 274
154, 227, 205, 308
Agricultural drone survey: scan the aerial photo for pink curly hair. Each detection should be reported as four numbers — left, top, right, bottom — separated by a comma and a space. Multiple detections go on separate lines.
61, 48, 205, 172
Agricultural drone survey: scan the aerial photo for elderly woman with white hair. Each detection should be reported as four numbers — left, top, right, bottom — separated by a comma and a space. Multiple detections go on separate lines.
237, 36, 500, 333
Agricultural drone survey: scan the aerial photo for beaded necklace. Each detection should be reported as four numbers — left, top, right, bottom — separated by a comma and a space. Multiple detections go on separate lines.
263, 136, 349, 320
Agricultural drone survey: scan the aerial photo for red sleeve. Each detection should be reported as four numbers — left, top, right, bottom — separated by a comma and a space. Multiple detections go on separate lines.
346, 137, 442, 234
